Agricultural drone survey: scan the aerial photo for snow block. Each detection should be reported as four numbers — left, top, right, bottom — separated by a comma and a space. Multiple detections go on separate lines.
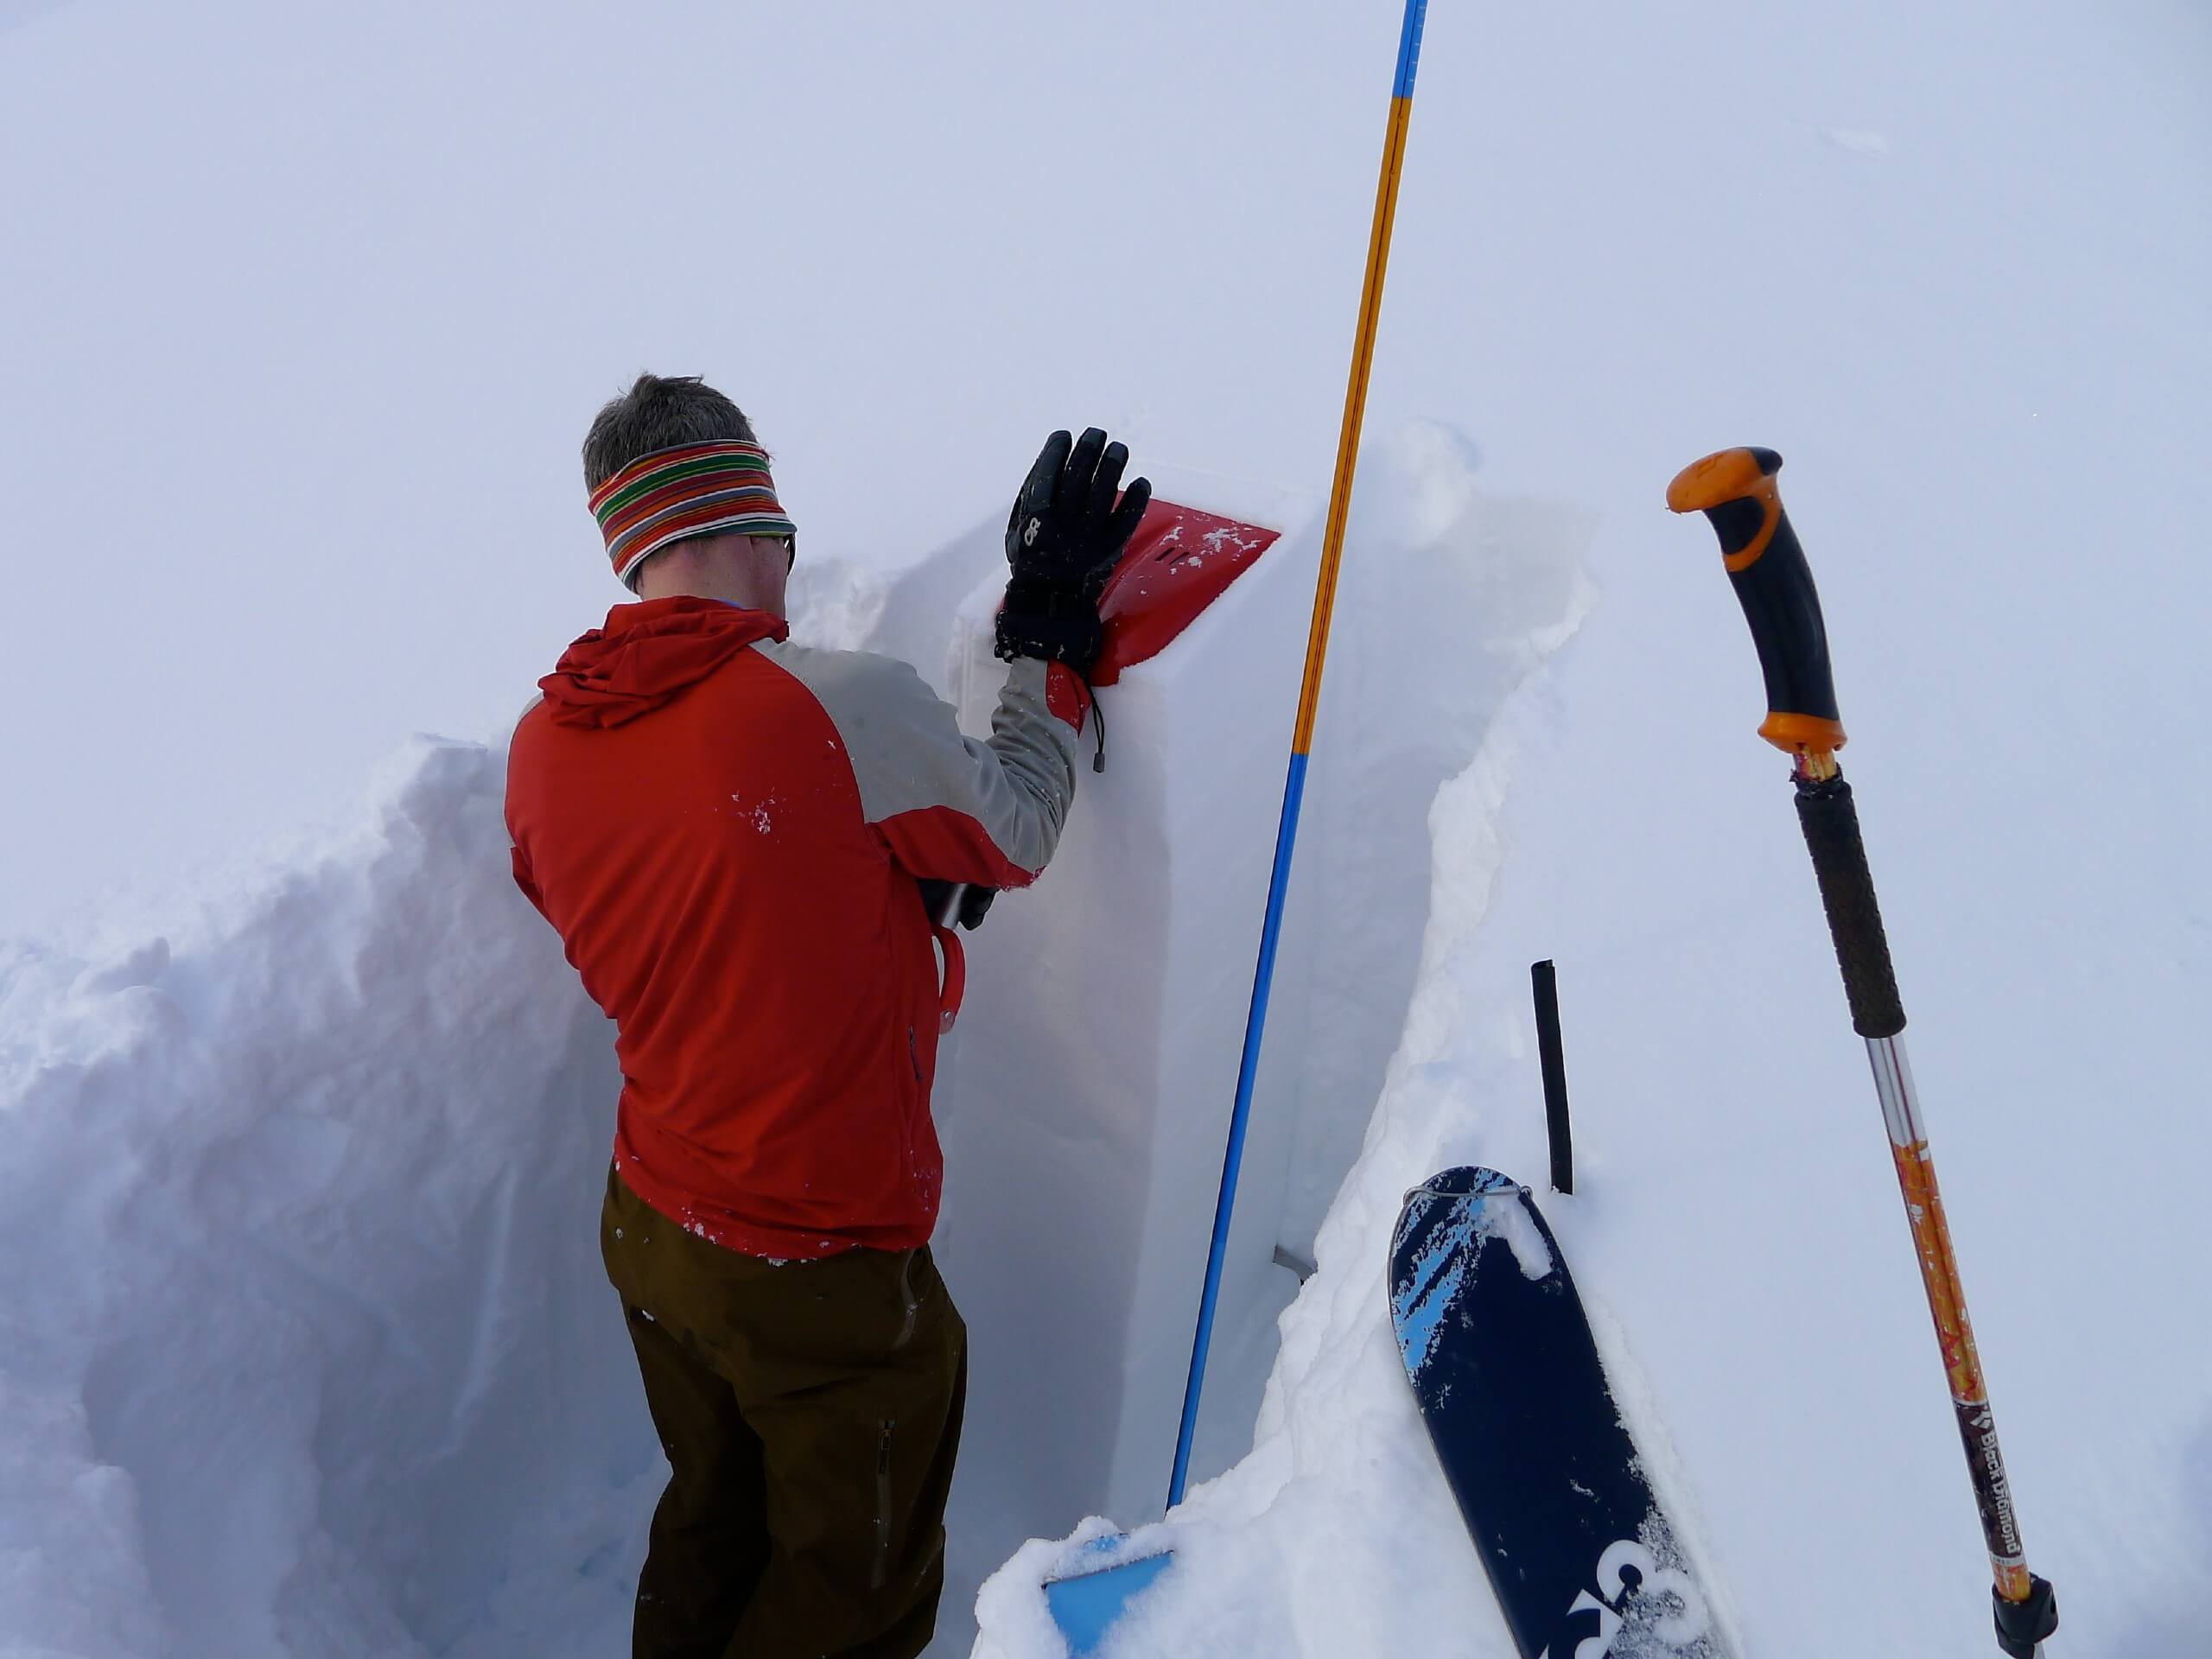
800, 460, 1337, 1635
932, 465, 1321, 1548
958, 428, 1604, 1654
815, 430, 1607, 1644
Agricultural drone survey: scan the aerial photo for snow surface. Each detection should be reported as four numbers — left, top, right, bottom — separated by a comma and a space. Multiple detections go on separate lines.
4, 0, 2209, 1656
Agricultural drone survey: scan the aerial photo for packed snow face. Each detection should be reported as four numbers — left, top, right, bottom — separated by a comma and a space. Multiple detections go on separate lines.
925, 431, 1592, 1643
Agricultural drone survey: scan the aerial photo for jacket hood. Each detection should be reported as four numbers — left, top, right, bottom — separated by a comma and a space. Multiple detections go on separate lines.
537, 597, 789, 728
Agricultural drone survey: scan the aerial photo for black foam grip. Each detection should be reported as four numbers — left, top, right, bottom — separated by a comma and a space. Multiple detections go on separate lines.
1725, 506, 1841, 730
1794, 777, 1906, 1039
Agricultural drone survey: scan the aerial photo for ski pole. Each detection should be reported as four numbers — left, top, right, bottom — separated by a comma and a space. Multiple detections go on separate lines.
1668, 447, 2059, 1659
1166, 0, 1429, 1510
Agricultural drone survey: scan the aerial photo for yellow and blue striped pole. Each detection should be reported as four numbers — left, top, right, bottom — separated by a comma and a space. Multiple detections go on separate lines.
1169, 0, 1430, 1508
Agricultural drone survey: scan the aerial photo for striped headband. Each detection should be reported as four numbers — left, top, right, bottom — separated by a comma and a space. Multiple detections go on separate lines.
588, 440, 798, 588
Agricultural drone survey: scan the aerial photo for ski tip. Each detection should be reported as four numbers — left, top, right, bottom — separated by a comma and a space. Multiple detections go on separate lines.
1403, 1166, 1523, 1209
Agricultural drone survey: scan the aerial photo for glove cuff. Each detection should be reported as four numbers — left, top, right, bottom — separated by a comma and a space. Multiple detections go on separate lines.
995, 596, 1103, 671
1002, 577, 1090, 613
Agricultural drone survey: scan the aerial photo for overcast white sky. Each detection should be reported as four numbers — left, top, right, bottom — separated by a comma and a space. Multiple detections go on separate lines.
3, 0, 2205, 943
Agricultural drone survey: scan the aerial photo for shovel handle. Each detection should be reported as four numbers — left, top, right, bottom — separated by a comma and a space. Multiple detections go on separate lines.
1668, 447, 1846, 758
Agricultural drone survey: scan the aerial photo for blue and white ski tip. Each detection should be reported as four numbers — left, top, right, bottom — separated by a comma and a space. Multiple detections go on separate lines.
1390, 1167, 1559, 1382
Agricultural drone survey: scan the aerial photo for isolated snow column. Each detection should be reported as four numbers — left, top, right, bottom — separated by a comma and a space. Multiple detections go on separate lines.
935, 477, 1308, 1571
1669, 447, 2059, 1659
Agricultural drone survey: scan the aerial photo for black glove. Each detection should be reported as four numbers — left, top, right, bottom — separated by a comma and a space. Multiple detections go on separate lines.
954, 886, 995, 930
916, 880, 998, 931
995, 427, 1152, 672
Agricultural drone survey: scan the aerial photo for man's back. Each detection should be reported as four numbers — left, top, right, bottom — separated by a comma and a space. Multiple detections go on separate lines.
506, 594, 1089, 1260
515, 378, 1145, 1657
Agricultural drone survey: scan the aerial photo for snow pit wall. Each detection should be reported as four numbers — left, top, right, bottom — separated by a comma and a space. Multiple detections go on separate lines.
0, 425, 1592, 1658
974, 432, 1603, 1659
0, 741, 651, 1659
847, 427, 1598, 1643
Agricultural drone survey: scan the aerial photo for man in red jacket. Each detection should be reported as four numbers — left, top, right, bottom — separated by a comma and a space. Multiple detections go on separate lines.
505, 372, 1147, 1659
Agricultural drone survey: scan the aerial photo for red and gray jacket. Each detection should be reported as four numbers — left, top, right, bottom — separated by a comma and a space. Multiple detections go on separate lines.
504, 596, 1090, 1258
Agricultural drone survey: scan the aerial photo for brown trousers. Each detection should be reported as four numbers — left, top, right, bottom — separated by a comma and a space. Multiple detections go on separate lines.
600, 1169, 967, 1659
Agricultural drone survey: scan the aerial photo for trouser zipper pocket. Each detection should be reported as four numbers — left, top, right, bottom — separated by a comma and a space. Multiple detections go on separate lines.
872, 1419, 895, 1591
907, 1025, 922, 1083
893, 1250, 920, 1351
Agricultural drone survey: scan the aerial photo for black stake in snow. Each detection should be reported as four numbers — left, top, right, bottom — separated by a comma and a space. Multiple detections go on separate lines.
1669, 447, 2058, 1659
1531, 961, 1573, 1194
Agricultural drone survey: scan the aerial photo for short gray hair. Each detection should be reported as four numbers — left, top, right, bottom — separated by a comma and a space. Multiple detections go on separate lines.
582, 373, 758, 492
